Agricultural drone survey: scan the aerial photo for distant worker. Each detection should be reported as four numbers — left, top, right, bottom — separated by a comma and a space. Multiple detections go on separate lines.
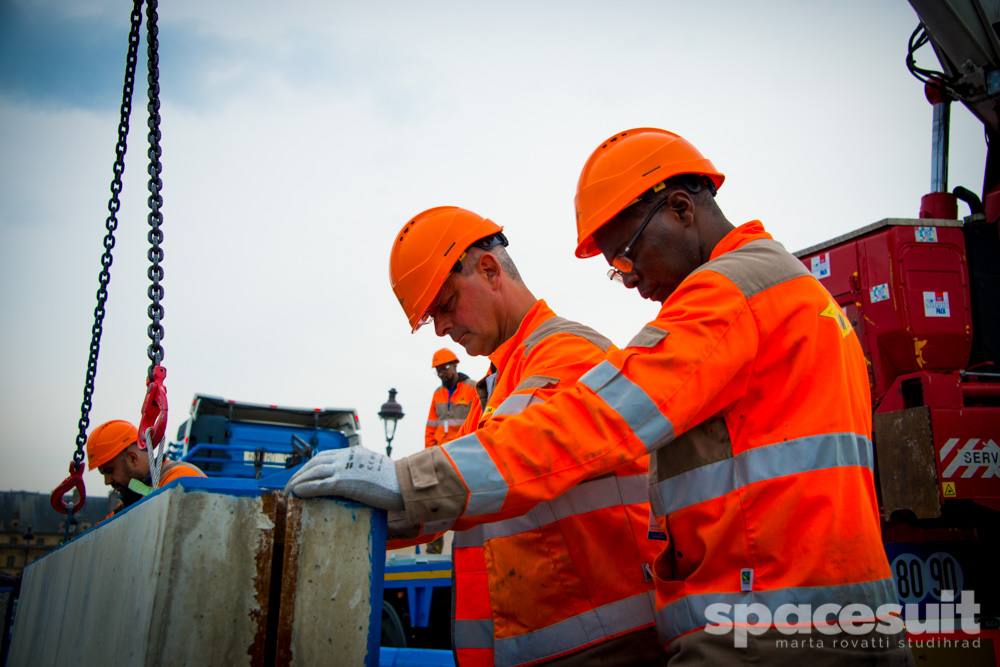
293, 207, 665, 666
286, 129, 913, 665
425, 348, 477, 448
87, 419, 205, 515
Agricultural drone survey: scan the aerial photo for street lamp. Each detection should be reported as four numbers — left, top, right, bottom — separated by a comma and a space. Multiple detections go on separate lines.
378, 388, 405, 457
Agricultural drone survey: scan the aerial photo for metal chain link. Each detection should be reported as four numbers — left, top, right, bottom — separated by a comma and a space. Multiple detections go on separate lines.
143, 0, 167, 491
145, 0, 165, 379
72, 0, 145, 466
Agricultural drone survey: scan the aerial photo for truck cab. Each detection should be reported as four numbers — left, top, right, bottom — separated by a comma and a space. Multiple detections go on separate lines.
169, 393, 362, 488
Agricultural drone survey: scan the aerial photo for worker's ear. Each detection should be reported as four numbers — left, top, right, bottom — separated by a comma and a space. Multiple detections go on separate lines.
125, 447, 142, 469
667, 190, 696, 228
478, 252, 502, 290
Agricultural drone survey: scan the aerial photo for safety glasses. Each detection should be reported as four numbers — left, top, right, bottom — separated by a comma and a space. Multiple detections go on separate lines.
607, 197, 670, 282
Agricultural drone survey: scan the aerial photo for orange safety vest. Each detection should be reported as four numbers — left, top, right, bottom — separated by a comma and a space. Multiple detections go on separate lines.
425, 376, 478, 447
106, 460, 207, 519
158, 460, 207, 485
445, 301, 660, 666
396, 224, 904, 662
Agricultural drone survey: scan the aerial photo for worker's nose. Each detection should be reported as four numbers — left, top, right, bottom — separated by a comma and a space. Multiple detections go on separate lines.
102, 472, 113, 486
622, 271, 641, 290
434, 316, 451, 338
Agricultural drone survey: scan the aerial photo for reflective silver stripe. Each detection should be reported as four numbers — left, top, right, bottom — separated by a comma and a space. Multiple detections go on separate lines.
445, 434, 508, 516
579, 361, 674, 451
655, 577, 898, 643
426, 419, 438, 427
483, 474, 648, 541
454, 618, 494, 650
453, 524, 485, 548
494, 590, 656, 667
491, 392, 545, 418
650, 433, 874, 517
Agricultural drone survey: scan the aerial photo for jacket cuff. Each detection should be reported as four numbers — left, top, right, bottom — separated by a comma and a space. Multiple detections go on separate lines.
395, 447, 470, 524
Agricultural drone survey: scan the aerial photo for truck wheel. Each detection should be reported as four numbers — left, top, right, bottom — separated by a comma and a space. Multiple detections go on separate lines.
381, 599, 407, 648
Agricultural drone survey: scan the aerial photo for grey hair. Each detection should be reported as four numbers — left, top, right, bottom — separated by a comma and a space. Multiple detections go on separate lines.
460, 245, 522, 282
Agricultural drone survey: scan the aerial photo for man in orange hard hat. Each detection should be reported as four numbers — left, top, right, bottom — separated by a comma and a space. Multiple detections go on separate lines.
425, 348, 477, 449
288, 130, 912, 665
292, 206, 665, 665
87, 419, 205, 515
424, 347, 477, 554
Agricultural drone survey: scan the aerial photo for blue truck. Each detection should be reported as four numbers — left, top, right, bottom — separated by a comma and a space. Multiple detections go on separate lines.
168, 394, 453, 661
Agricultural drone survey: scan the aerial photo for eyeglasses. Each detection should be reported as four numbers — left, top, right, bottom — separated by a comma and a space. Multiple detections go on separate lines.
607, 197, 670, 282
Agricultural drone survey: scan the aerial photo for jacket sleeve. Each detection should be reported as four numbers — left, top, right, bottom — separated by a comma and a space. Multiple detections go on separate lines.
389, 382, 485, 546
395, 271, 758, 527
387, 509, 446, 550
424, 392, 439, 448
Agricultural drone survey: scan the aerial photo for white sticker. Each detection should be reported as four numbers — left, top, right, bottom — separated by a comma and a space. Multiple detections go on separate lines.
916, 227, 938, 243
870, 284, 890, 303
647, 510, 666, 541
741, 568, 754, 592
810, 253, 830, 279
923, 291, 950, 317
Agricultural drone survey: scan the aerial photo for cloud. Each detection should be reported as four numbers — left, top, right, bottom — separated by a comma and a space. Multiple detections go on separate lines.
0, 0, 988, 496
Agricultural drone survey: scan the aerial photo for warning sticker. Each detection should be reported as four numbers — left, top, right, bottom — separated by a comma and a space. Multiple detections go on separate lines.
242, 451, 290, 465
942, 482, 956, 498
811, 253, 830, 279
939, 438, 1000, 479
923, 291, 950, 317
915, 227, 938, 243
870, 283, 890, 303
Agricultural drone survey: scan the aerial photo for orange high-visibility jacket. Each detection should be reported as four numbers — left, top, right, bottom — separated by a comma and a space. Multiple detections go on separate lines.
425, 375, 478, 447
393, 300, 662, 667
106, 460, 206, 520
395, 224, 902, 661
159, 460, 206, 485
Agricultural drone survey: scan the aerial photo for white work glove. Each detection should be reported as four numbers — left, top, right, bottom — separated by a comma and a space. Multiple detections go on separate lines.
284, 445, 405, 511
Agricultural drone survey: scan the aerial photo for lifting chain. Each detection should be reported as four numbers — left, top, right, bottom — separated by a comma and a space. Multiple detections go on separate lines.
145, 0, 165, 378
51, 0, 145, 515
140, 0, 168, 491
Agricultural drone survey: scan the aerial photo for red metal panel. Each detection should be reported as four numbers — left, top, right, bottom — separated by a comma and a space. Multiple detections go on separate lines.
800, 222, 972, 405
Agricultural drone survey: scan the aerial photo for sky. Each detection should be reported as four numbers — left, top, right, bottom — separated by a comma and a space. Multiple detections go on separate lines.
0, 0, 988, 498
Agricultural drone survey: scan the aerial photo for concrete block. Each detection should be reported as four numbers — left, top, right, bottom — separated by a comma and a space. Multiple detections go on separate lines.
7, 478, 385, 667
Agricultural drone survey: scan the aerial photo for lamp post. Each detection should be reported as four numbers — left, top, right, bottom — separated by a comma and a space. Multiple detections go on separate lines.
378, 388, 405, 457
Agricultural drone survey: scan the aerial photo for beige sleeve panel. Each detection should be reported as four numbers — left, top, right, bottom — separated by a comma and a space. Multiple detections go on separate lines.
522, 316, 613, 354
395, 447, 470, 524
386, 511, 422, 541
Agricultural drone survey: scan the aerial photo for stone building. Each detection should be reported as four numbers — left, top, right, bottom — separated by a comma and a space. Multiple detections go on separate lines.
0, 490, 117, 576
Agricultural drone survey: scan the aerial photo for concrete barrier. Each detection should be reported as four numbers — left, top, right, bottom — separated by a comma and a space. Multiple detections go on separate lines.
7, 478, 385, 666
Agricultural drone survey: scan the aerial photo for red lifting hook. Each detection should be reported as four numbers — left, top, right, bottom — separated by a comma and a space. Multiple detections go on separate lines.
138, 365, 169, 452
50, 461, 87, 514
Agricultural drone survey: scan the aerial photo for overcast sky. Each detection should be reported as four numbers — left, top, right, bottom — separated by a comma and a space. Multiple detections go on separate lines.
0, 0, 987, 498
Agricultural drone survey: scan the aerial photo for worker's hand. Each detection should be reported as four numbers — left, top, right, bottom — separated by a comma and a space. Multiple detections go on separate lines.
284, 445, 404, 511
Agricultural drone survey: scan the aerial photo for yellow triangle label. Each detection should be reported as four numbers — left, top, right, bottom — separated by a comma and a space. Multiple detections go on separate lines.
820, 302, 852, 338
942, 481, 957, 498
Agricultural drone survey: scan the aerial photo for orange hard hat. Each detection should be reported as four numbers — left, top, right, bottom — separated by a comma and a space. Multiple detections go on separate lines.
86, 419, 138, 470
574, 128, 725, 258
390, 206, 504, 333
432, 348, 459, 368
